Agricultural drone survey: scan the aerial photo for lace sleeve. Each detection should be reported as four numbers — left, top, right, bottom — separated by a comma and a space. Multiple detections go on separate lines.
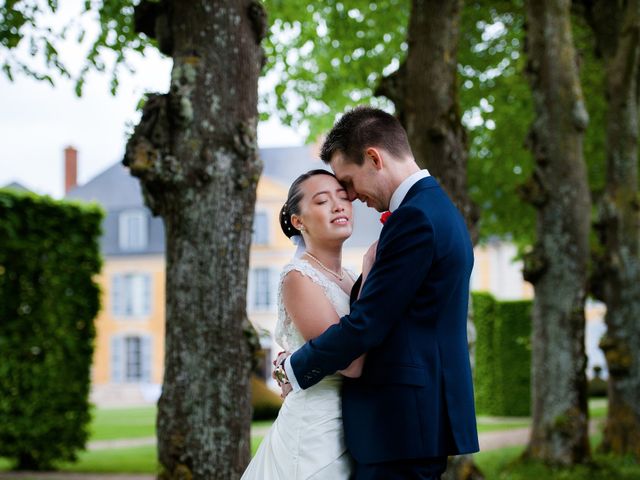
273, 259, 335, 352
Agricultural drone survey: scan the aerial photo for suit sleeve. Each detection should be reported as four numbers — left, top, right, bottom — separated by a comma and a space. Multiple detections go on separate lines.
349, 274, 363, 306
290, 205, 435, 389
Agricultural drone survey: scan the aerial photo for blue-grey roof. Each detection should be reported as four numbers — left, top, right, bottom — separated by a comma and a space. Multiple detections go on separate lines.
66, 163, 145, 210
66, 147, 381, 256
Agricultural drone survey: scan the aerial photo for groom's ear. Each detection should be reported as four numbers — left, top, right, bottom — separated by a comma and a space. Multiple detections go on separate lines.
365, 147, 384, 171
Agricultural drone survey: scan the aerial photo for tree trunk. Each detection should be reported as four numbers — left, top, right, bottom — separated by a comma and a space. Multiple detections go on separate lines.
378, 2, 482, 478
124, 1, 266, 478
581, 0, 640, 459
521, 0, 591, 466
377, 0, 479, 243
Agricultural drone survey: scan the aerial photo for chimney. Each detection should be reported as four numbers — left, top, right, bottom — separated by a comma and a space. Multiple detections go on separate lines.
64, 146, 78, 194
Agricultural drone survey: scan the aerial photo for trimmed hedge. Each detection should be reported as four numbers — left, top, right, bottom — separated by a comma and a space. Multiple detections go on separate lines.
0, 190, 103, 470
473, 292, 532, 417
251, 375, 282, 421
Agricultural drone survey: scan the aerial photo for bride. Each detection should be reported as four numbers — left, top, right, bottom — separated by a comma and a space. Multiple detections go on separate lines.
242, 169, 372, 479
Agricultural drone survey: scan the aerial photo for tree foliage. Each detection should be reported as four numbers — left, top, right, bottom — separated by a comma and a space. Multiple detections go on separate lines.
262, 0, 408, 136
262, 0, 612, 250
0, 0, 153, 95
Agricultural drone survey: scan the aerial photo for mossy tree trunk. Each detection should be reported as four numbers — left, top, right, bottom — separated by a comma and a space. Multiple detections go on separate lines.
377, 2, 482, 478
376, 0, 479, 243
580, 0, 640, 459
123, 1, 266, 478
521, 0, 592, 466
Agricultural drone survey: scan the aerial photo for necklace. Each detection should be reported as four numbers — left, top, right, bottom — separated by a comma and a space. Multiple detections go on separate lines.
304, 252, 344, 281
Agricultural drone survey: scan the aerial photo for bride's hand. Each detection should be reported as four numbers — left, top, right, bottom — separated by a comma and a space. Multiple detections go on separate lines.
362, 240, 378, 284
272, 351, 294, 398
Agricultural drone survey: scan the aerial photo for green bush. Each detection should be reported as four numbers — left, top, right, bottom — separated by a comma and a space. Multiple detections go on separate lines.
473, 292, 532, 417
0, 190, 103, 470
588, 366, 608, 398
473, 292, 498, 415
251, 375, 282, 421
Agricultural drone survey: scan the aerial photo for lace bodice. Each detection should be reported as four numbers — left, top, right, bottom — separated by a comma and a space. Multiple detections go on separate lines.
274, 258, 354, 352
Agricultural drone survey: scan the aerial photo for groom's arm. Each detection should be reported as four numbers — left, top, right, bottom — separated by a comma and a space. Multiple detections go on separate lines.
289, 206, 435, 390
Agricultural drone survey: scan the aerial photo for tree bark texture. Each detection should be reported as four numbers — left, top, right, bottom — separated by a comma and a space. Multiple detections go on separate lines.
581, 0, 640, 459
376, 0, 480, 243
124, 1, 266, 478
522, 0, 592, 466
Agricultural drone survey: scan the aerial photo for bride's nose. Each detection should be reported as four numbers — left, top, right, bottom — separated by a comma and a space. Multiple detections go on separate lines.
332, 202, 345, 212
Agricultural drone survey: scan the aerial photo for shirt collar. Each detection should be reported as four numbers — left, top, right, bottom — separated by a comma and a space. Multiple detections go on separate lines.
389, 169, 431, 212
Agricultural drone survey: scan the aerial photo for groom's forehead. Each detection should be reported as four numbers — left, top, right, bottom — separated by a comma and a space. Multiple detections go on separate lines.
329, 153, 357, 178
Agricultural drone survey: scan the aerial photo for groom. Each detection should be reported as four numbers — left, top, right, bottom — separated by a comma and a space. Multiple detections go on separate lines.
278, 106, 479, 479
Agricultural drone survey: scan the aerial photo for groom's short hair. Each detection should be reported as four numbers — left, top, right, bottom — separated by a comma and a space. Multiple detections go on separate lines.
320, 106, 412, 165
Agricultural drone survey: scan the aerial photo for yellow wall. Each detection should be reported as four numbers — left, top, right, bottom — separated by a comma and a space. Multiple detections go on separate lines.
92, 255, 165, 385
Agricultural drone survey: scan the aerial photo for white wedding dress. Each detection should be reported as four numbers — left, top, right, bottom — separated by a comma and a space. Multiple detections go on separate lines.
241, 258, 354, 479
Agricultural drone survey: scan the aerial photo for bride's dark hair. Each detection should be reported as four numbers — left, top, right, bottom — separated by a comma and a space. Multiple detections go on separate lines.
279, 169, 337, 239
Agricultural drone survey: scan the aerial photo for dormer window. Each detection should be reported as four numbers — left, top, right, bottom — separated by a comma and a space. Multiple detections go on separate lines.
119, 209, 148, 251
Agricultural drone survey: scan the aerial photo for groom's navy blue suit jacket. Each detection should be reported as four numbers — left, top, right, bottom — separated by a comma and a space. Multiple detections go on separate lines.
290, 176, 479, 464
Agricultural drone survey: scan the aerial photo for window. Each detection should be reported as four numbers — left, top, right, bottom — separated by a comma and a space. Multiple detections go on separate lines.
254, 336, 273, 383
253, 268, 270, 308
253, 268, 271, 309
252, 212, 269, 245
112, 273, 152, 317
125, 337, 142, 381
119, 210, 148, 251
248, 267, 277, 311
110, 335, 152, 383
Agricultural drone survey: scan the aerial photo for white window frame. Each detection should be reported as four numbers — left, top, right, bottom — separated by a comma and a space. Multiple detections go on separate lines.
112, 273, 152, 318
252, 268, 271, 310
110, 334, 152, 384
119, 209, 148, 251
252, 211, 270, 246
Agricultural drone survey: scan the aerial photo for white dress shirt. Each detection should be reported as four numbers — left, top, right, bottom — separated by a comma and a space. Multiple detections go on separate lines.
284, 169, 432, 391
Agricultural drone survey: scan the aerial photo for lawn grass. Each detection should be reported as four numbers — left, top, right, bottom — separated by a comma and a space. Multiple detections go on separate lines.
90, 405, 156, 440
57, 445, 159, 473
83, 398, 610, 443
475, 446, 640, 480
0, 398, 616, 475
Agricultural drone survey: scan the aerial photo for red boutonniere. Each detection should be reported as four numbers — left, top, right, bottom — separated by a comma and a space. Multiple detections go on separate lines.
380, 211, 392, 224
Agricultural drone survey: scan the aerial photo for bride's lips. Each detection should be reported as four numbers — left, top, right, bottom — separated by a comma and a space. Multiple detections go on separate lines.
330, 215, 350, 225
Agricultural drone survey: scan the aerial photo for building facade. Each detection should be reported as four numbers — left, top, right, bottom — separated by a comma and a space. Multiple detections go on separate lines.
63, 146, 606, 406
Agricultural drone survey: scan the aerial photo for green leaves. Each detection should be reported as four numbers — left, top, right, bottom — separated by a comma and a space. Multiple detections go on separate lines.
0, 0, 155, 96
263, 0, 409, 139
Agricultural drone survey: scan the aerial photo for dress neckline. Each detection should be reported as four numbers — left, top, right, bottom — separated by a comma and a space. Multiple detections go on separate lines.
296, 257, 354, 298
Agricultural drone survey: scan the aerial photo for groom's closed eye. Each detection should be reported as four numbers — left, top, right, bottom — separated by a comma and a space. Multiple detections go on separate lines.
339, 180, 357, 201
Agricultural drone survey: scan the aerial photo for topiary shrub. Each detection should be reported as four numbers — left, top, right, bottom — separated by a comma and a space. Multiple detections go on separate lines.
473, 292, 532, 417
472, 292, 498, 416
494, 299, 532, 416
251, 375, 282, 421
0, 190, 103, 470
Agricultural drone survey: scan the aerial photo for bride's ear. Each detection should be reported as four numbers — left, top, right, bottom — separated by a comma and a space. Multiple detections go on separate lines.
291, 214, 304, 232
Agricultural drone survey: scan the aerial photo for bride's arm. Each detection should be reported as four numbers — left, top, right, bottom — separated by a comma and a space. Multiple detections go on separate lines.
340, 242, 378, 377
282, 271, 364, 378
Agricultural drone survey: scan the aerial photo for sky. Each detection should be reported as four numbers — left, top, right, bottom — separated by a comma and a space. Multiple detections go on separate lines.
0, 3, 304, 199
